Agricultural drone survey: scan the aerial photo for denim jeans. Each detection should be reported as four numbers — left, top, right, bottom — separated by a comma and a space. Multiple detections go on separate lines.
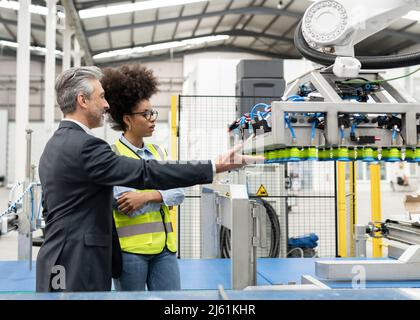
113, 248, 180, 291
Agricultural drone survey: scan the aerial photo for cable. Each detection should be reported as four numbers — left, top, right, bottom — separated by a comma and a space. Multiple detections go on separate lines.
339, 127, 345, 140
219, 226, 225, 258
286, 95, 305, 102
250, 103, 270, 121
219, 198, 281, 258
399, 132, 406, 145
1, 182, 40, 218
286, 95, 302, 101
285, 115, 296, 140
286, 247, 304, 258
341, 67, 420, 85
259, 106, 272, 122
311, 120, 317, 140
350, 123, 356, 136
259, 198, 281, 258
310, 113, 321, 141
220, 226, 231, 258
220, 226, 226, 258
392, 128, 397, 141
294, 20, 420, 70
226, 228, 231, 253
8, 182, 22, 203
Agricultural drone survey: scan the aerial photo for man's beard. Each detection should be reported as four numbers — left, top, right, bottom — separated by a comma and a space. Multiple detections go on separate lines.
87, 108, 104, 129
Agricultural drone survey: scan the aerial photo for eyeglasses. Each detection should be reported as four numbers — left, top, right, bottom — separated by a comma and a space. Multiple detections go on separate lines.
128, 109, 159, 121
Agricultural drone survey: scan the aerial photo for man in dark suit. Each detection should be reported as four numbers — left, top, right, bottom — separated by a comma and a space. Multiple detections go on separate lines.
36, 66, 259, 292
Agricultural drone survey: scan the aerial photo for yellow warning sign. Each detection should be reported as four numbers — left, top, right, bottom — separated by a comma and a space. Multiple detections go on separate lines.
256, 184, 268, 197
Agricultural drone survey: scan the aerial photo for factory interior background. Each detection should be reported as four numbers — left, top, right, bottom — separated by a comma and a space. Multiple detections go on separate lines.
1, 0, 420, 300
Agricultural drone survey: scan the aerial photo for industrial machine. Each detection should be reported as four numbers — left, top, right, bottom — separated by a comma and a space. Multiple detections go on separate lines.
229, 0, 420, 163
4, 0, 420, 295
316, 221, 420, 281
201, 183, 258, 289
365, 219, 420, 258
0, 130, 43, 269
235, 59, 285, 117
201, 178, 288, 289
207, 0, 420, 289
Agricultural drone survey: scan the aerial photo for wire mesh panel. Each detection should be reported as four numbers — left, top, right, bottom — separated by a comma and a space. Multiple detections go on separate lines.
178, 96, 337, 259
285, 161, 337, 257
229, 162, 337, 258
178, 197, 201, 258
228, 165, 288, 258
178, 96, 238, 258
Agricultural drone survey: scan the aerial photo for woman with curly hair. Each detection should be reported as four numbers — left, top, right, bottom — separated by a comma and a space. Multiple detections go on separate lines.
101, 64, 184, 291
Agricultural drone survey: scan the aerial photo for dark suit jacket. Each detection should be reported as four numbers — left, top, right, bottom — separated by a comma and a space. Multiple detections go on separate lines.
111, 218, 121, 279
36, 121, 213, 292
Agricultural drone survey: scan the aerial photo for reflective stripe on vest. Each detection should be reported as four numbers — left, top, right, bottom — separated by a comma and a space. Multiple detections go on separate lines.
151, 144, 166, 161
112, 139, 177, 254
117, 222, 173, 238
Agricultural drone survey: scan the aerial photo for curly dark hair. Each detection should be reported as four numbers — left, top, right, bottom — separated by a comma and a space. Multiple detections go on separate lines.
101, 64, 158, 131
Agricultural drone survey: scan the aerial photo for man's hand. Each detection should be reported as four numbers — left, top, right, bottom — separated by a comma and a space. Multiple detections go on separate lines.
215, 143, 265, 173
117, 191, 162, 215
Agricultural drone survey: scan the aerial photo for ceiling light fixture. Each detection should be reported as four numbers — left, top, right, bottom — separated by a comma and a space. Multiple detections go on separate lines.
0, 40, 63, 56
93, 35, 229, 60
79, 0, 208, 19
0, 0, 65, 18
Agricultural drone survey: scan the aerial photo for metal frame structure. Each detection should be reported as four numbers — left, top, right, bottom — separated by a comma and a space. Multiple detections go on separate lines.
369, 220, 420, 259
169, 96, 179, 246
336, 161, 347, 257
201, 183, 261, 290
243, 69, 420, 153
0, 130, 42, 270
370, 163, 383, 257
316, 245, 420, 281
335, 161, 358, 258
3, 1, 420, 64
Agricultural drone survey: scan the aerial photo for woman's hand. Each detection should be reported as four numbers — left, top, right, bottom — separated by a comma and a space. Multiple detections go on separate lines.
117, 191, 162, 215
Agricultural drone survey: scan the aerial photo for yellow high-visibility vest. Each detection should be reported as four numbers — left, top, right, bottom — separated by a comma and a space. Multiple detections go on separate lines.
112, 139, 177, 254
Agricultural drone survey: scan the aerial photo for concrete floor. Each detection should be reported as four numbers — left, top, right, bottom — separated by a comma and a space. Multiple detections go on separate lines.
0, 180, 417, 260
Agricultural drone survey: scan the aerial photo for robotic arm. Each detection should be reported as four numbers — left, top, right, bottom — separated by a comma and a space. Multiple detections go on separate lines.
296, 0, 420, 76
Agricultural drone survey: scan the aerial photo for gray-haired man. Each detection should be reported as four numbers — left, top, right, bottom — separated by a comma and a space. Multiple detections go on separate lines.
36, 66, 259, 292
